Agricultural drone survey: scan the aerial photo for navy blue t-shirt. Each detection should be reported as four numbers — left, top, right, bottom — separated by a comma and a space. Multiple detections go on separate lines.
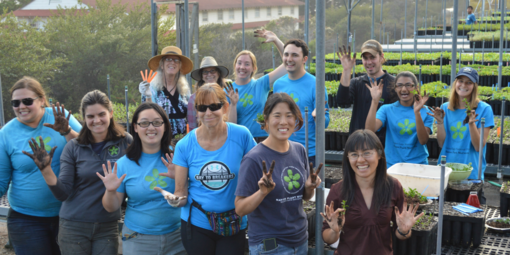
91, 141, 107, 155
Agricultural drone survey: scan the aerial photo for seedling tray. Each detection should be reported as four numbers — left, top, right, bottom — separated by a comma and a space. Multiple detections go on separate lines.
499, 190, 510, 217
393, 218, 438, 255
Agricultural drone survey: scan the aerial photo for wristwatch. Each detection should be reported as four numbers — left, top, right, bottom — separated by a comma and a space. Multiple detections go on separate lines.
397, 227, 410, 237
60, 125, 71, 136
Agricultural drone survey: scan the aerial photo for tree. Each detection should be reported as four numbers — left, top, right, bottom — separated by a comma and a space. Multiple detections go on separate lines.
1, 0, 32, 14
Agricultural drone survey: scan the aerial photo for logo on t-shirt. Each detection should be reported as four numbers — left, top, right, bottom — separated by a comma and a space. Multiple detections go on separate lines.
34, 136, 52, 152
240, 93, 254, 107
398, 119, 415, 135
108, 145, 119, 156
145, 168, 168, 190
289, 93, 299, 103
451, 121, 467, 139
195, 161, 235, 190
281, 166, 305, 194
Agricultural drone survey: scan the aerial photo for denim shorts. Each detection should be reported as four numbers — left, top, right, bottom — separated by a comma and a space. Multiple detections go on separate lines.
121, 224, 186, 255
58, 218, 119, 255
249, 240, 308, 255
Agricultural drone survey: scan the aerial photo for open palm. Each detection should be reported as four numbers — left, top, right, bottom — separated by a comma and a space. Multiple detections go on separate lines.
337, 45, 357, 70
365, 78, 384, 102
96, 161, 125, 192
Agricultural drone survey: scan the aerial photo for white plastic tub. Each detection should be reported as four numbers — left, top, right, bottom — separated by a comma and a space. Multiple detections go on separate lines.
387, 163, 452, 197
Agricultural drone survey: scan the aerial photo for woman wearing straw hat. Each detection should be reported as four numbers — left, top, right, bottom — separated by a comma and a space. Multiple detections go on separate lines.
139, 46, 193, 137
188, 56, 231, 130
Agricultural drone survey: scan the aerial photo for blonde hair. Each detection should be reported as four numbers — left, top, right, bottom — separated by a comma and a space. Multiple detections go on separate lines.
233, 50, 258, 79
151, 58, 190, 97
448, 78, 480, 111
10, 76, 50, 107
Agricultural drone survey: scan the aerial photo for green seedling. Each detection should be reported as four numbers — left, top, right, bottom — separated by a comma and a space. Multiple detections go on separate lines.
341, 200, 349, 217
463, 98, 473, 125
256, 113, 264, 122
404, 187, 428, 204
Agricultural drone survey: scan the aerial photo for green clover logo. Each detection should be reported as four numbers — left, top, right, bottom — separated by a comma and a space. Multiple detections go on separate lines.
35, 136, 52, 152
290, 93, 299, 103
283, 169, 301, 190
109, 146, 119, 156
144, 169, 168, 190
450, 121, 467, 139
397, 119, 415, 135
239, 93, 253, 107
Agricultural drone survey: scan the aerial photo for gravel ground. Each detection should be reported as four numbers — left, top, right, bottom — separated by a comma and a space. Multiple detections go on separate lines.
0, 222, 14, 255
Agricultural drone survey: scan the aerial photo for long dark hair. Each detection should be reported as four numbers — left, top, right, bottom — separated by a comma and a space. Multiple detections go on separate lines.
76, 90, 125, 145
196, 67, 228, 90
262, 93, 303, 131
126, 102, 172, 165
341, 129, 393, 213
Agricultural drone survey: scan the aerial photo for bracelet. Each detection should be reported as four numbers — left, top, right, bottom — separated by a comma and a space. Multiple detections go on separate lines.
60, 125, 71, 136
397, 227, 410, 237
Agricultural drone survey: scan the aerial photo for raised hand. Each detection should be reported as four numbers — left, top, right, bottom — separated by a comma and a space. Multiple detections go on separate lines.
259, 160, 276, 195
336, 45, 357, 70
225, 81, 239, 105
140, 69, 157, 83
159, 153, 175, 179
466, 110, 479, 125
395, 200, 424, 235
320, 201, 345, 234
154, 187, 187, 207
22, 136, 57, 171
43, 102, 71, 135
96, 161, 126, 192
365, 78, 384, 103
254, 29, 278, 44
305, 162, 323, 189
426, 106, 445, 124
413, 89, 429, 112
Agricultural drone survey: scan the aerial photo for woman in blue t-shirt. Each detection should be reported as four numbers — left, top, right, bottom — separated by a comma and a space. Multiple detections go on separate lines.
429, 67, 494, 181
171, 84, 256, 255
365, 71, 433, 168
229, 29, 288, 142
0, 76, 81, 254
235, 93, 322, 255
98, 102, 185, 255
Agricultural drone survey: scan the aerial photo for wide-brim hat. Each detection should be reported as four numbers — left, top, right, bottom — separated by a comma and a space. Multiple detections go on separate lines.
147, 46, 193, 74
191, 56, 229, 81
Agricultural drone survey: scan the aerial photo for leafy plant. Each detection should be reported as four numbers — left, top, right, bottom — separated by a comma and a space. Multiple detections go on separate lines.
256, 113, 264, 122
446, 162, 472, 172
404, 187, 428, 204
341, 200, 349, 217
462, 98, 472, 125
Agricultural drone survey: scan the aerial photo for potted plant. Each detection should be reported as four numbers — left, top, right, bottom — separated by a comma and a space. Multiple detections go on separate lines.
393, 212, 438, 255
255, 113, 265, 129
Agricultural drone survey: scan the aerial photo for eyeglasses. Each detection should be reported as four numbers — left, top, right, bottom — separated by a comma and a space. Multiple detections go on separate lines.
203, 69, 218, 75
395, 83, 415, 89
137, 120, 164, 128
164, 57, 181, 63
11, 97, 40, 107
347, 151, 375, 161
196, 103, 223, 112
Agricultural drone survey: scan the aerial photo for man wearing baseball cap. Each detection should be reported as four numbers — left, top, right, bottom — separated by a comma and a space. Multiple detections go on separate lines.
336, 39, 395, 143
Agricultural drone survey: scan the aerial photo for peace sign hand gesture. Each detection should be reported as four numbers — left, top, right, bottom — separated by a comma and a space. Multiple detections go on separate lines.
395, 201, 424, 235
259, 160, 276, 195
426, 106, 445, 124
225, 81, 239, 105
365, 78, 384, 103
159, 153, 176, 179
320, 201, 345, 234
96, 161, 126, 192
336, 45, 357, 70
22, 136, 57, 171
44, 103, 71, 135
305, 162, 323, 189
413, 90, 430, 113
154, 187, 187, 207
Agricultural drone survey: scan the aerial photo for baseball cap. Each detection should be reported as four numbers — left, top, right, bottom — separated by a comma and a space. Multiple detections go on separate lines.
455, 67, 479, 84
361, 40, 383, 57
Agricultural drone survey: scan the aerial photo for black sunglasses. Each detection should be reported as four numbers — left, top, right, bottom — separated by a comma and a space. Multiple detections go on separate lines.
196, 103, 223, 112
11, 97, 40, 107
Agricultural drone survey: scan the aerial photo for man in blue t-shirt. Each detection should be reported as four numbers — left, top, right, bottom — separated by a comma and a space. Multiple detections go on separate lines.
466, 6, 477, 25
273, 39, 330, 165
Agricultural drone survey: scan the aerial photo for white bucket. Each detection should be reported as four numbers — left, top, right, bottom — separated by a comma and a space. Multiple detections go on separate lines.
387, 163, 452, 197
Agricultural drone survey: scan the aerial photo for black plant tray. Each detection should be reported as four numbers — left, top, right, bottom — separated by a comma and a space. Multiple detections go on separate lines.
325, 178, 340, 189
500, 192, 510, 217
306, 208, 316, 239
445, 183, 483, 203
427, 138, 440, 159
493, 143, 510, 166
392, 220, 438, 255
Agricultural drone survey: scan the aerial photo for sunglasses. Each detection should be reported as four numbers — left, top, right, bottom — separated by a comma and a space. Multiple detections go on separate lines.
11, 97, 40, 107
196, 103, 223, 112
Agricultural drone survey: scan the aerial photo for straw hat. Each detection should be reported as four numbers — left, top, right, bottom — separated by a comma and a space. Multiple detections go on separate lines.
147, 46, 193, 74
191, 56, 229, 81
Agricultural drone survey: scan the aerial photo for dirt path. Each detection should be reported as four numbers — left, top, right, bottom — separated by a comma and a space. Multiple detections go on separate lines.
0, 222, 14, 255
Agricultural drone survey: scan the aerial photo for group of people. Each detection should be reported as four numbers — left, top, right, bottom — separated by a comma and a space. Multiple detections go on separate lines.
0, 28, 494, 255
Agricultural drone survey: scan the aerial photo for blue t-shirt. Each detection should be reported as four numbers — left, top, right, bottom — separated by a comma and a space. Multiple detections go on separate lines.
173, 123, 257, 230
376, 101, 434, 168
273, 73, 330, 157
116, 152, 181, 235
0, 107, 81, 217
232, 75, 270, 138
466, 14, 476, 25
439, 101, 494, 180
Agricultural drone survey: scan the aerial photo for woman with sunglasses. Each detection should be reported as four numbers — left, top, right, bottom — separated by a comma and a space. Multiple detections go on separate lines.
170, 84, 256, 255
365, 71, 433, 168
321, 130, 424, 255
0, 76, 81, 254
229, 29, 287, 142
98, 102, 185, 255
235, 93, 322, 255
139, 46, 193, 137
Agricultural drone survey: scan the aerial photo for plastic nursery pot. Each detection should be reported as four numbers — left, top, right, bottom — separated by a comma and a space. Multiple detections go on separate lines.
500, 187, 510, 217
303, 200, 316, 239
445, 182, 483, 203
493, 144, 510, 166
325, 178, 341, 189
392, 217, 438, 255
485, 141, 495, 164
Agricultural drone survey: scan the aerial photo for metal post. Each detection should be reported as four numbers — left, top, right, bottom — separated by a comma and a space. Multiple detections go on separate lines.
242, 0, 245, 50
400, 30, 403, 64
272, 45, 275, 70
498, 0, 506, 90
305, 107, 309, 156
315, 0, 326, 253
372, 0, 375, 39
478, 118, 485, 181
482, 39, 486, 65
305, 0, 309, 71
425, 0, 428, 28
498, 99, 506, 182
352, 30, 356, 79
405, 0, 408, 37
443, 0, 446, 34
380, 0, 383, 25
451, 0, 460, 85
190, 3, 199, 72
436, 155, 447, 255
419, 64, 422, 82
440, 53, 443, 82
125, 86, 129, 133
184, 0, 191, 85
0, 72, 4, 127
414, 0, 418, 60
150, 0, 157, 56
107, 74, 110, 100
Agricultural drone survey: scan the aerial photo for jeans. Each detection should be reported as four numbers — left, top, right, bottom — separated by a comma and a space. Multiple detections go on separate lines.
7, 208, 61, 255
58, 219, 119, 255
121, 224, 186, 255
249, 240, 308, 255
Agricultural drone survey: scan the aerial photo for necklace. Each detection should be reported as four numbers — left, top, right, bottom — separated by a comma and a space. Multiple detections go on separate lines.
164, 75, 177, 95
